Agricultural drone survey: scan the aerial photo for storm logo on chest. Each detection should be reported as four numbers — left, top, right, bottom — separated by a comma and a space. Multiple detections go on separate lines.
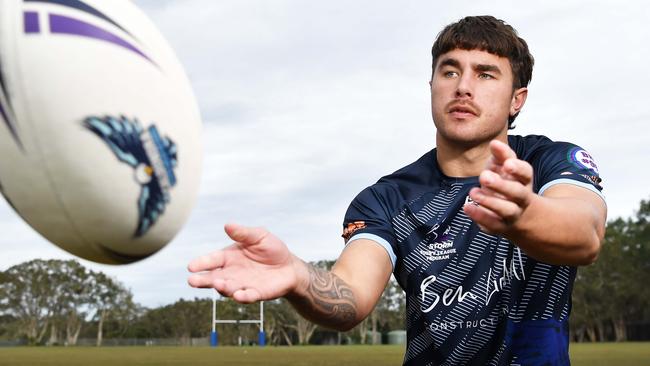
420, 225, 457, 262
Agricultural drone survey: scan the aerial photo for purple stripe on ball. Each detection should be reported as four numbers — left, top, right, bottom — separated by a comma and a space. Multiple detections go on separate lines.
48, 13, 155, 65
24, 11, 40, 33
25, 0, 136, 40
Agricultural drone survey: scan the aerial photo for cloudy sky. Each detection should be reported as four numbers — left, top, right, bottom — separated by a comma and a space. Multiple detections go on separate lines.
1, 0, 649, 308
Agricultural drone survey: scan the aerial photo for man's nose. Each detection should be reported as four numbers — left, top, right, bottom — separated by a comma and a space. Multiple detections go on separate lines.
455, 74, 473, 98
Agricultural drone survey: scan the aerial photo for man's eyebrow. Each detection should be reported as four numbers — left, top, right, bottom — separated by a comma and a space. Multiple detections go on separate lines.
437, 58, 460, 69
475, 63, 502, 74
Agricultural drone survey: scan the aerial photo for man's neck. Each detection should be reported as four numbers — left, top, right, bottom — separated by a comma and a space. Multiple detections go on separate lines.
436, 134, 508, 177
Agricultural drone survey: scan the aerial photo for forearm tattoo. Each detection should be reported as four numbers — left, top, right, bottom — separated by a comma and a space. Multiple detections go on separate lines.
289, 264, 358, 328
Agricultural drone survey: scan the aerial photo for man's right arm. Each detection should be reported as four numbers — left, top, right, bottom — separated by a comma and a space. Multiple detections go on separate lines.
187, 224, 393, 332
286, 238, 393, 331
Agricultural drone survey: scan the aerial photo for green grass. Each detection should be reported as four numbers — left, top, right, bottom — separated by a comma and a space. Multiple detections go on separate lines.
570, 342, 650, 366
0, 343, 648, 365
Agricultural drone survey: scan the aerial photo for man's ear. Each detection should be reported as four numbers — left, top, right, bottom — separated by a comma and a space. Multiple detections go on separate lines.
510, 87, 528, 117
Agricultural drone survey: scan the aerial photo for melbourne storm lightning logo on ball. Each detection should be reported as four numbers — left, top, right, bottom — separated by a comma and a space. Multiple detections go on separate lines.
84, 116, 177, 237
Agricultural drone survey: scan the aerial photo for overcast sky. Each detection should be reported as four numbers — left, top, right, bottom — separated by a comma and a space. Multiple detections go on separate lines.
1, 0, 649, 308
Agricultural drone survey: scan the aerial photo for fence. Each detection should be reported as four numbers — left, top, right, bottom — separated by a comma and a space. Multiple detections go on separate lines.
0, 338, 211, 347
75, 338, 211, 346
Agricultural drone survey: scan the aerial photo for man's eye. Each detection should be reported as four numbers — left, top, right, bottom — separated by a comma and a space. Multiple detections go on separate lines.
478, 73, 494, 80
444, 71, 458, 78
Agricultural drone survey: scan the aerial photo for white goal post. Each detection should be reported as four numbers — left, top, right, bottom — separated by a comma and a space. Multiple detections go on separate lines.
211, 292, 265, 347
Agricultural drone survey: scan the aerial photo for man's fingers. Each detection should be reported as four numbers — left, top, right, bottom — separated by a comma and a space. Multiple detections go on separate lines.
463, 203, 505, 233
469, 187, 522, 224
489, 140, 517, 166
188, 250, 226, 273
224, 223, 268, 246
478, 171, 531, 207
188, 258, 239, 288
233, 288, 262, 304
187, 272, 216, 288
213, 278, 261, 304
503, 158, 533, 186
214, 277, 245, 297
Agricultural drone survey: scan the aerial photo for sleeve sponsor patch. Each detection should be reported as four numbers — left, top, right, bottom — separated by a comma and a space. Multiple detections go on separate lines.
568, 148, 599, 174
342, 221, 367, 241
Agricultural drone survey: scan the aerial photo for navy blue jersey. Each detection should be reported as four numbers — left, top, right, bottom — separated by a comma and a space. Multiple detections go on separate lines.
342, 135, 604, 366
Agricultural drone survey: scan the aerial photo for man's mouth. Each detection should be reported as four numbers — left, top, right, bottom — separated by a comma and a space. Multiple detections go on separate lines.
448, 104, 478, 118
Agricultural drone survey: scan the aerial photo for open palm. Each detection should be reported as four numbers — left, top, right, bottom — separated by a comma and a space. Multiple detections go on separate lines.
187, 223, 302, 303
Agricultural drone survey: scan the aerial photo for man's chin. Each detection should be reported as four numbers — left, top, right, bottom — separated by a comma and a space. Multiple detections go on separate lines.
435, 130, 504, 149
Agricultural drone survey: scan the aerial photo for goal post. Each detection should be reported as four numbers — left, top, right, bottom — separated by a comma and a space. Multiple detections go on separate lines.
211, 292, 265, 347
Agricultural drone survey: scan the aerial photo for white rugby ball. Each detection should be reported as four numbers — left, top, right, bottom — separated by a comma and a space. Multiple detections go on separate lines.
0, 0, 203, 264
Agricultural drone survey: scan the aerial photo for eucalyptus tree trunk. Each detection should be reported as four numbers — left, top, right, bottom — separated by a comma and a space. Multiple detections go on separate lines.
47, 323, 58, 345
371, 310, 379, 344
96, 309, 106, 346
280, 327, 293, 346
613, 318, 627, 341
358, 317, 368, 344
586, 325, 597, 342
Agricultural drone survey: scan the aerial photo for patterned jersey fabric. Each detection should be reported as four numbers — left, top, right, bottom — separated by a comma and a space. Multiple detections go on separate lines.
343, 135, 604, 365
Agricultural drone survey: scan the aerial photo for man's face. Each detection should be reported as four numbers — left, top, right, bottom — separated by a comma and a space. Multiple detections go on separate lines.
430, 48, 527, 147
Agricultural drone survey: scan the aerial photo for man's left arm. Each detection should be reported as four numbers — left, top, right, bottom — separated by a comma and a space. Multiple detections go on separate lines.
464, 140, 607, 266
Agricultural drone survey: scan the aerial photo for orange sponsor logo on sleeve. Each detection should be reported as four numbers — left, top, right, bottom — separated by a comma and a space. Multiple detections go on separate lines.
342, 221, 367, 241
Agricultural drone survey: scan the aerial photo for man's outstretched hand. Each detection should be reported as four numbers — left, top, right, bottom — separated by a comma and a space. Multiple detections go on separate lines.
463, 140, 536, 235
187, 223, 305, 304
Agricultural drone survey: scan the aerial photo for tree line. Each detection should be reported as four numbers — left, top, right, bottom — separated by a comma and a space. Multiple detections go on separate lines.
0, 259, 136, 345
0, 259, 404, 346
570, 198, 650, 342
0, 199, 648, 345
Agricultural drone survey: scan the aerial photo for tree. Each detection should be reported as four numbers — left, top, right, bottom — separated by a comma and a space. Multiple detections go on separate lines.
88, 271, 136, 346
53, 260, 93, 346
167, 298, 212, 344
0, 259, 59, 344
0, 259, 136, 346
129, 298, 212, 344
571, 197, 650, 342
263, 299, 292, 345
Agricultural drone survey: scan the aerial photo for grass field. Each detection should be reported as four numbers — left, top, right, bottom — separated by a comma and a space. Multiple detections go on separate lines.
0, 343, 648, 365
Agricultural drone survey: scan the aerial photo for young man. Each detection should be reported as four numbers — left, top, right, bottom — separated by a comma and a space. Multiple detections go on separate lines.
188, 16, 606, 365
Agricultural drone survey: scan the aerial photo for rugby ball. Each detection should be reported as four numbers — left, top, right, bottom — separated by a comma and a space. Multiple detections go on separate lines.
0, 0, 203, 264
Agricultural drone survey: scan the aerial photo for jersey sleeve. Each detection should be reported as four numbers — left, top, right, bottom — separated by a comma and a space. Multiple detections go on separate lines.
342, 184, 398, 269
531, 142, 605, 202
